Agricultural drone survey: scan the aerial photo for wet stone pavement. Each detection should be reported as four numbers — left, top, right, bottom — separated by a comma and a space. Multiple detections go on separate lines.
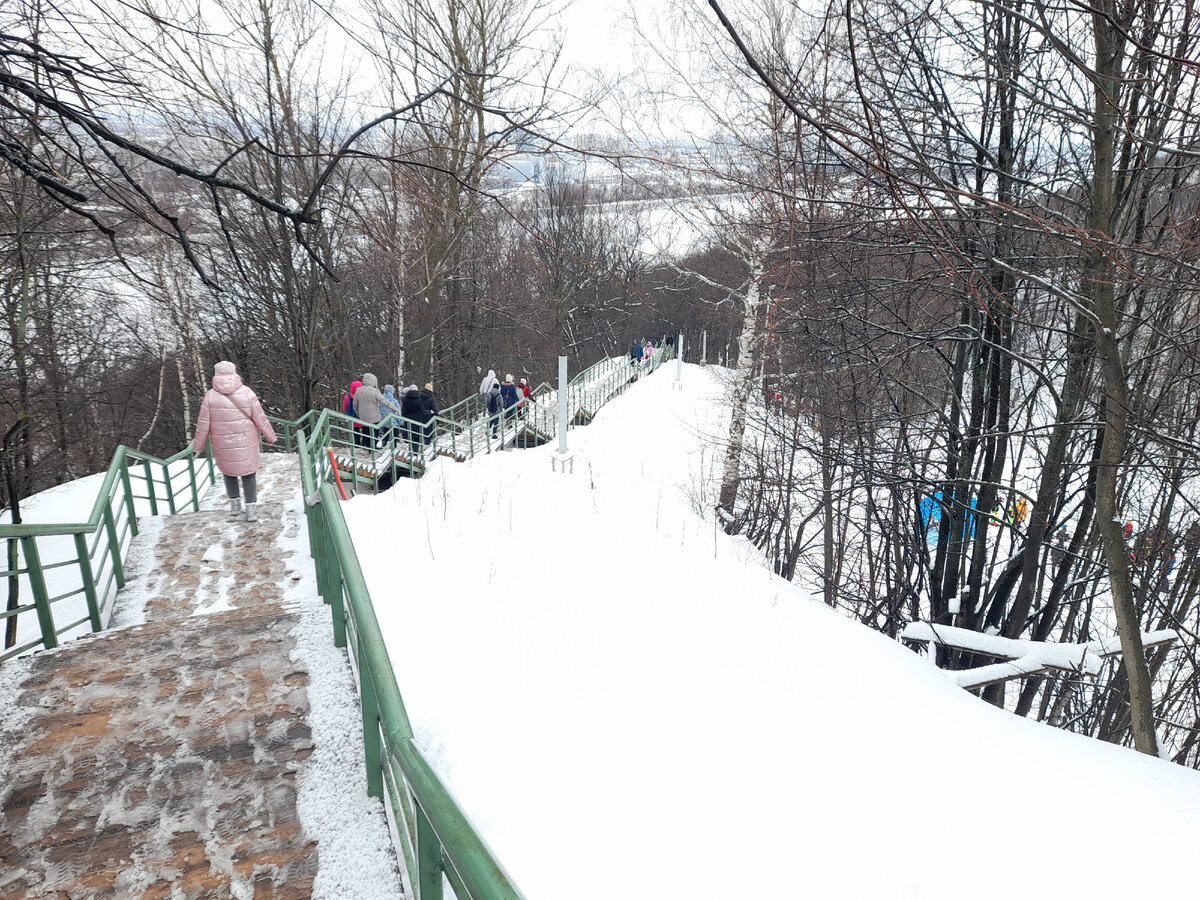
0, 455, 363, 898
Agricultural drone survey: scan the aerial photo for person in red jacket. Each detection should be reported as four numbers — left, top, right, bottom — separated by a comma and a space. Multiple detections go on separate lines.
193, 361, 277, 521
342, 379, 367, 446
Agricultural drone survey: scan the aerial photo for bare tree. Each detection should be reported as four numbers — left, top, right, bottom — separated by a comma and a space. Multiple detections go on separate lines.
698, 0, 1200, 757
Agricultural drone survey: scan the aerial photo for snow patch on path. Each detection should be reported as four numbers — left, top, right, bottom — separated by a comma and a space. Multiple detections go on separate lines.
274, 473, 405, 898
107, 515, 166, 629
0, 654, 39, 819
289, 603, 404, 899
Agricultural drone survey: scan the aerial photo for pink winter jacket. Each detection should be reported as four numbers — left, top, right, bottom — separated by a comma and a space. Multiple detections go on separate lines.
192, 362, 277, 477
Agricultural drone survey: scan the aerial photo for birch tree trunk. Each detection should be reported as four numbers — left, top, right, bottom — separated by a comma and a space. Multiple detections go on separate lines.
718, 251, 766, 516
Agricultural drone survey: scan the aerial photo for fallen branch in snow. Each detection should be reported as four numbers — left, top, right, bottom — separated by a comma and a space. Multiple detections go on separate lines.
900, 621, 1179, 691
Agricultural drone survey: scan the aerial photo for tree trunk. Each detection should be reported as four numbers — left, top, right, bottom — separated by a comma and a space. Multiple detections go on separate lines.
3, 418, 29, 649
820, 414, 836, 606
1089, 0, 1158, 756
718, 253, 766, 516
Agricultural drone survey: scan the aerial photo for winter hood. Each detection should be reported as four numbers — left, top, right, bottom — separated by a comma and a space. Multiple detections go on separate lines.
362, 373, 379, 389
212, 360, 244, 395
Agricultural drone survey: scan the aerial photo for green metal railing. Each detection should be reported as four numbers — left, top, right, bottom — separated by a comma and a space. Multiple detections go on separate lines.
269, 409, 320, 453
0, 445, 216, 662
292, 348, 677, 494
297, 434, 525, 900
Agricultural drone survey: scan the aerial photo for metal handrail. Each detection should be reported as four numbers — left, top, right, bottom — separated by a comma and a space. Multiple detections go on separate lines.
295, 423, 525, 899
269, 409, 320, 453
284, 350, 677, 494
0, 444, 217, 661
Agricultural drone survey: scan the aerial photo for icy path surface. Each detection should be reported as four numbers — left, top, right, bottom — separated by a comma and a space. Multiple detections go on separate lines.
0, 454, 403, 899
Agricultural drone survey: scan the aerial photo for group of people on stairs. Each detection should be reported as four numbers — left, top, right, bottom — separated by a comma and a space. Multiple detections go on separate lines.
629, 339, 656, 370
341, 375, 439, 454
478, 371, 533, 438
189, 357, 545, 522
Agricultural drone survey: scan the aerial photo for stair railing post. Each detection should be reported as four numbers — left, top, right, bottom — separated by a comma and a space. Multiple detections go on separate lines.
119, 460, 139, 537
142, 458, 158, 516
74, 533, 102, 632
21, 536, 57, 649
557, 355, 568, 454
188, 452, 201, 511
103, 501, 126, 589
415, 800, 445, 900
311, 500, 330, 603
163, 461, 177, 514
327, 525, 347, 648
361, 668, 383, 798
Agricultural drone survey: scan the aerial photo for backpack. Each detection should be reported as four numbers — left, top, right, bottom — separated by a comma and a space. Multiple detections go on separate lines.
343, 394, 357, 419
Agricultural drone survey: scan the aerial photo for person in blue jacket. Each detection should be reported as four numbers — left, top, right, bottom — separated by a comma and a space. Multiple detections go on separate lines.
382, 384, 402, 445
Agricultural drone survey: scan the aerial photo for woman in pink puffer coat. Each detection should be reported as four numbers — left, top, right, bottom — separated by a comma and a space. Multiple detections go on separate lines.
192, 361, 277, 521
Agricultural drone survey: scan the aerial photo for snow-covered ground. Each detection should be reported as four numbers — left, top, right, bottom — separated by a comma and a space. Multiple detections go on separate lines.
10, 361, 1200, 897
346, 361, 1200, 899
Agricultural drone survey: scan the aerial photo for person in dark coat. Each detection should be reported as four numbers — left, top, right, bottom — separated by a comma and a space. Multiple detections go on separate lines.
480, 369, 502, 437
630, 341, 642, 368
419, 382, 438, 446
500, 374, 520, 420
400, 384, 423, 454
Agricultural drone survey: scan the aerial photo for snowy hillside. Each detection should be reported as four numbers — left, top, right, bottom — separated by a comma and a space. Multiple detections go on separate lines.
345, 362, 1200, 899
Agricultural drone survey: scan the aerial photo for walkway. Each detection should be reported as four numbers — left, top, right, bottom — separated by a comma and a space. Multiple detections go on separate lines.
0, 455, 403, 899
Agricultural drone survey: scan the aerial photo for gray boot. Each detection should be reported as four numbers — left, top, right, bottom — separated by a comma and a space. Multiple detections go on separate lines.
245, 503, 258, 522
230, 497, 243, 516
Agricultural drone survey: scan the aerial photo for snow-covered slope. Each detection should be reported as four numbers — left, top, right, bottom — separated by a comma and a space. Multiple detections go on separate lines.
346, 362, 1200, 899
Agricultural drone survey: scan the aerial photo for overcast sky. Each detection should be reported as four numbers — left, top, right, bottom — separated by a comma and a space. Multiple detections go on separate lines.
559, 0, 644, 73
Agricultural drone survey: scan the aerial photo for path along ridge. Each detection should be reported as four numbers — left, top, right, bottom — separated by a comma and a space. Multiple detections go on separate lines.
0, 453, 404, 899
